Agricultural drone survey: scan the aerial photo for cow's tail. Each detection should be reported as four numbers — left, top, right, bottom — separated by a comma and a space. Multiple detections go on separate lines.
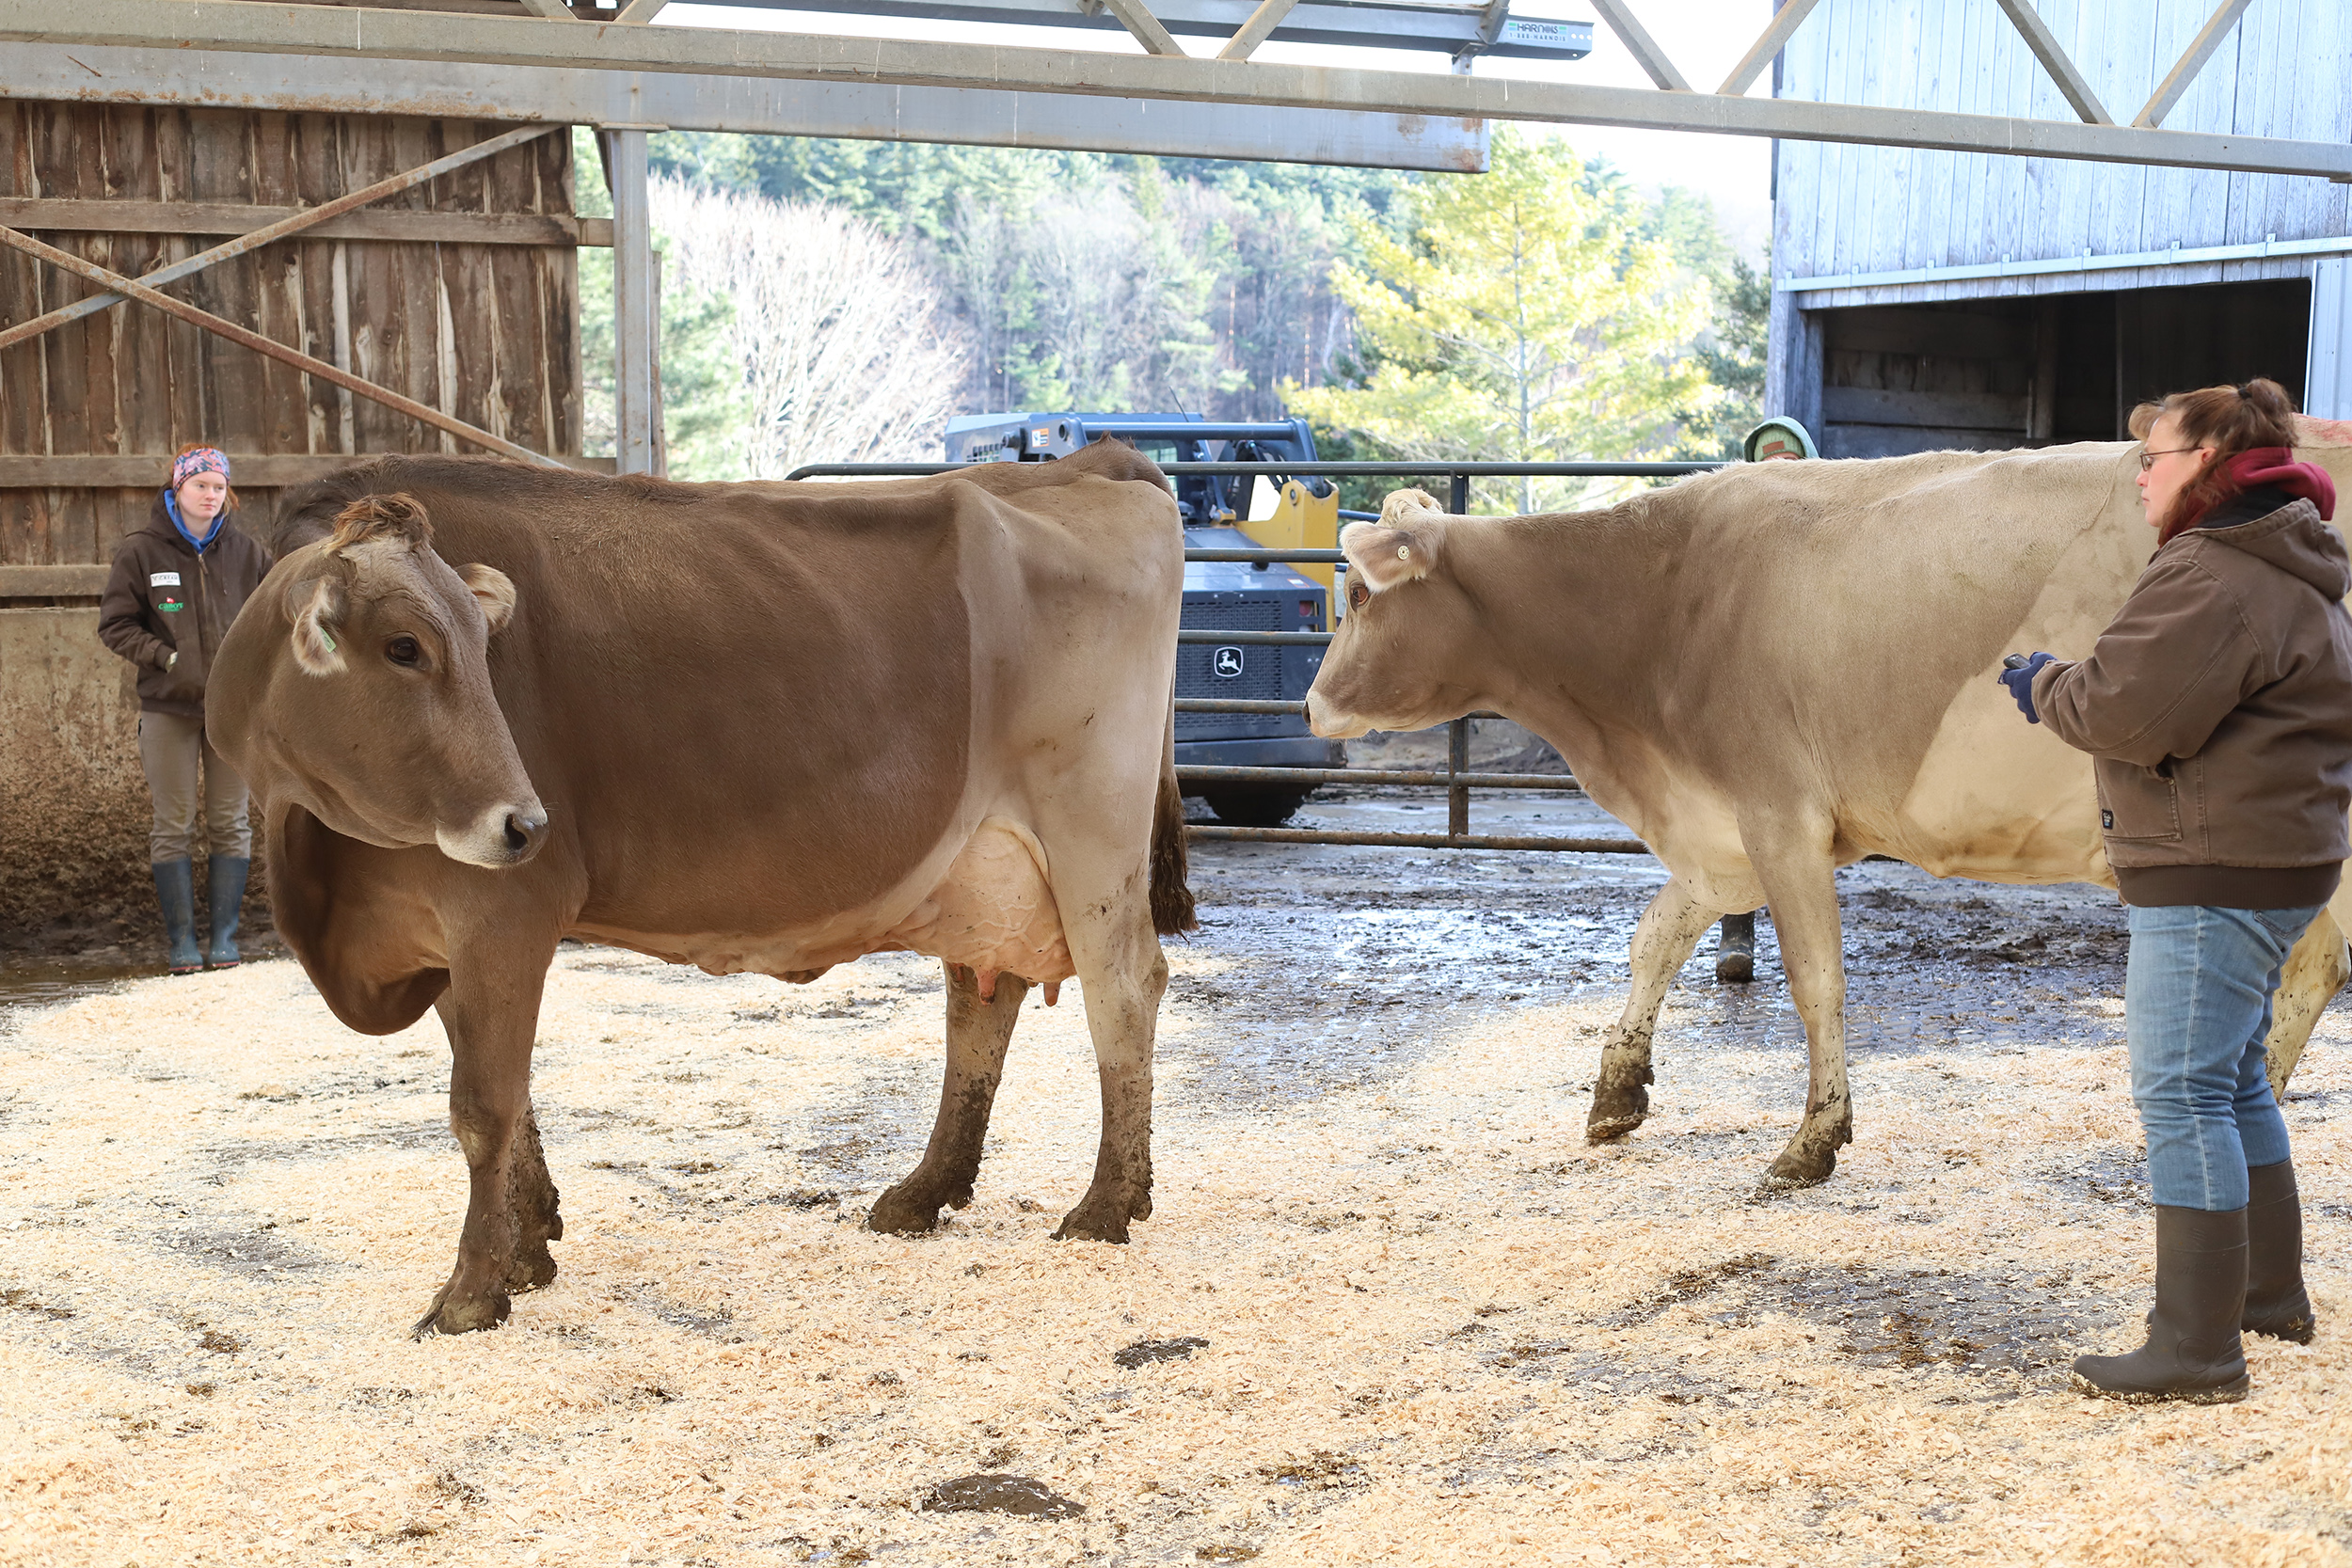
1150, 695, 1198, 936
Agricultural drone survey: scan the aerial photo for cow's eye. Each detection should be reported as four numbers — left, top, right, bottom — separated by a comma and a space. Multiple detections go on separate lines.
386, 636, 423, 668
1347, 581, 1369, 610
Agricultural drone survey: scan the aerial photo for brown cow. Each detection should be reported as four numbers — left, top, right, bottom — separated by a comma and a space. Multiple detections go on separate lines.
207, 442, 1193, 1334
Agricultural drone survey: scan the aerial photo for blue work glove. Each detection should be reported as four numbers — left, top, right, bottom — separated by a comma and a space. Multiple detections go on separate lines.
1998, 652, 2054, 723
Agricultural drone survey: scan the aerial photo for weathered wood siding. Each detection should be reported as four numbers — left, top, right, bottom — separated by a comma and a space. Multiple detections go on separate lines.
1774, 0, 2352, 309
0, 103, 582, 570
0, 101, 582, 938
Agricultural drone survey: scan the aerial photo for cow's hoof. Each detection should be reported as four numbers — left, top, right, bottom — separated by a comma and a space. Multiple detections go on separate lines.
1052, 1197, 1135, 1244
1585, 1085, 1649, 1143
504, 1240, 558, 1294
867, 1184, 943, 1236
1758, 1146, 1837, 1193
410, 1289, 511, 1338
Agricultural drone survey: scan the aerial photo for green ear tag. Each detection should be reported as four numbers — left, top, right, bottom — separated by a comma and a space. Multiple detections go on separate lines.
320, 629, 337, 655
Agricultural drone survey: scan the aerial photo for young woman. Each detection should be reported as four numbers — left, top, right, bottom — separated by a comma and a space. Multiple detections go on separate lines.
97, 447, 274, 974
2000, 379, 2350, 1402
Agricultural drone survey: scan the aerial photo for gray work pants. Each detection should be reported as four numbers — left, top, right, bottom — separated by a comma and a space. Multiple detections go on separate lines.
137, 710, 250, 863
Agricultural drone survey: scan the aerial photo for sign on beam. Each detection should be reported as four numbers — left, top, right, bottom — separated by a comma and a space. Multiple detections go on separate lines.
3, 42, 1487, 173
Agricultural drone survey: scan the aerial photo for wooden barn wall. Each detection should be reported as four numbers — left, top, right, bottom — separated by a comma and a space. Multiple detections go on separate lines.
1773, 0, 2352, 311
0, 102, 582, 940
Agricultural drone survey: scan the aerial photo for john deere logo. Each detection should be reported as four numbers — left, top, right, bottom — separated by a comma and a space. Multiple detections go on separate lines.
1213, 647, 1245, 679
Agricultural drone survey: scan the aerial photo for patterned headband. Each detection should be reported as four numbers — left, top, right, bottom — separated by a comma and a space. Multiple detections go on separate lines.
171, 448, 230, 489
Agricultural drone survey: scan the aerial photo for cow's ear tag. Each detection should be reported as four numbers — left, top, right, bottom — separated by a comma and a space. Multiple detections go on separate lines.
289, 577, 347, 677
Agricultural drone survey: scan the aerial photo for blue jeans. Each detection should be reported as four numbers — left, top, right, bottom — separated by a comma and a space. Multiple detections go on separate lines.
2123, 902, 2317, 1212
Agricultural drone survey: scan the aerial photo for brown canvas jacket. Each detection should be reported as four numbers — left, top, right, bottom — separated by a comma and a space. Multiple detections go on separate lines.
2032, 492, 2352, 907
97, 494, 275, 718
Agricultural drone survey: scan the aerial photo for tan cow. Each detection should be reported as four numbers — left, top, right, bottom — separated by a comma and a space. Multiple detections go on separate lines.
207, 442, 1192, 1334
1307, 424, 2352, 1191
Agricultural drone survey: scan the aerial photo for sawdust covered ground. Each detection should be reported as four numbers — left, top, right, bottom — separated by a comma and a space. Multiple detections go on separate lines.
2, 790, 2348, 1567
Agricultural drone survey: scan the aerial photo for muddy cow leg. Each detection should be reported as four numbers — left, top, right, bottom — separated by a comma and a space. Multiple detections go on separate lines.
1587, 880, 1720, 1142
869, 962, 1029, 1235
1047, 862, 1168, 1245
1744, 817, 1851, 1191
413, 933, 560, 1337
2266, 904, 2349, 1103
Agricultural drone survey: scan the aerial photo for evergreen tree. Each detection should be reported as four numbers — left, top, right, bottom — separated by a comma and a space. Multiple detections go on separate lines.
1285, 128, 1718, 515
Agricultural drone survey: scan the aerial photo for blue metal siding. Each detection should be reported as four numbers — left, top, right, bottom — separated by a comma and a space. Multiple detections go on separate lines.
1773, 0, 2351, 310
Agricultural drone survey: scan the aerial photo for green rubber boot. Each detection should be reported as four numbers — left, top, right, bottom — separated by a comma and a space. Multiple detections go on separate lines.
152, 858, 204, 974
205, 854, 250, 970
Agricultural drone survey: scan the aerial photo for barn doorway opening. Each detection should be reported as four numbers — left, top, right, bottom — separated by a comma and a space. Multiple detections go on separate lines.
1814, 278, 2314, 459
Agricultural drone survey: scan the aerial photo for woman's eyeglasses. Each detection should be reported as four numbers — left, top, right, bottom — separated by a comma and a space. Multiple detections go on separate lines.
2138, 448, 2199, 472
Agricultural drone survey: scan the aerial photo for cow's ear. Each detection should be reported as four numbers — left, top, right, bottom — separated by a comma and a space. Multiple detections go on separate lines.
288, 576, 346, 676
1342, 497, 1446, 594
460, 563, 516, 635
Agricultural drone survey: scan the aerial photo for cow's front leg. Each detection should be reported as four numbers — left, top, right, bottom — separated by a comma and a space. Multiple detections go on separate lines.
1587, 880, 1719, 1141
1744, 823, 1851, 1191
870, 962, 1027, 1235
1051, 872, 1167, 1244
413, 940, 560, 1337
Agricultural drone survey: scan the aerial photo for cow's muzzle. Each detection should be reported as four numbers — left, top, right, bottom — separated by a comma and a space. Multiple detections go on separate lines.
437, 800, 550, 868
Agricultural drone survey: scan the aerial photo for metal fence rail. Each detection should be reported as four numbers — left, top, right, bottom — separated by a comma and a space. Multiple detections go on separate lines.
788, 456, 1724, 855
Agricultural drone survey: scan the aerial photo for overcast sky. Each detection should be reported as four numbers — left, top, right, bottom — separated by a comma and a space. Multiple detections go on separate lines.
660, 1, 1778, 256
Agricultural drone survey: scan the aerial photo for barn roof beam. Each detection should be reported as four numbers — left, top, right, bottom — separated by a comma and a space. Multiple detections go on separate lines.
1096, 0, 1189, 56
2133, 0, 2256, 131
1216, 0, 1300, 62
0, 120, 560, 354
1585, 0, 1690, 93
0, 225, 567, 467
1990, 0, 2111, 126
11, 1, 2351, 182
0, 41, 1486, 172
1715, 0, 1820, 99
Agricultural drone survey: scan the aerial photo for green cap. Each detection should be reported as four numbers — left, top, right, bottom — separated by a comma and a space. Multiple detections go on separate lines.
1743, 417, 1819, 463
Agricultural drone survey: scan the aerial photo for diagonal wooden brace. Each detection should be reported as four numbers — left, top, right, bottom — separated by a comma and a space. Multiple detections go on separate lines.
0, 121, 559, 355
0, 224, 564, 467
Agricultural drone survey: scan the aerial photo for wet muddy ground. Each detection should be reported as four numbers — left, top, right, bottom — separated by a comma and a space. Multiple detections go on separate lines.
2, 785, 2347, 1566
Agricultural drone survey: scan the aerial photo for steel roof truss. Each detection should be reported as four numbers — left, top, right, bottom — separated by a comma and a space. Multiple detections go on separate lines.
1585, 0, 1690, 93
1991, 0, 2112, 126
2133, 0, 2256, 129
1715, 0, 1820, 98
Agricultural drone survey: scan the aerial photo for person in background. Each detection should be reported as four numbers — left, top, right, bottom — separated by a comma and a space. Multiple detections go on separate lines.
1713, 418, 1819, 982
2001, 379, 2348, 1402
98, 447, 274, 974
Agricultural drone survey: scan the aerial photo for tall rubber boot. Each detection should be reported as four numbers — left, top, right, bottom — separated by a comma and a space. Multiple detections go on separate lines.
1715, 911, 1756, 983
2073, 1205, 2250, 1403
2245, 1160, 2315, 1344
152, 858, 204, 974
205, 854, 250, 971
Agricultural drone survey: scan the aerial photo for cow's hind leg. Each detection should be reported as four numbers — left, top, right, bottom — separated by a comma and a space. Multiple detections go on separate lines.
1047, 862, 1167, 1245
413, 936, 561, 1337
1745, 820, 1851, 1192
1587, 880, 1720, 1141
869, 962, 1028, 1235
2267, 905, 2349, 1103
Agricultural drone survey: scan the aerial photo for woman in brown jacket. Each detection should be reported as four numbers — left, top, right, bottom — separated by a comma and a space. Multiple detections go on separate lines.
2001, 379, 2352, 1402
97, 447, 274, 974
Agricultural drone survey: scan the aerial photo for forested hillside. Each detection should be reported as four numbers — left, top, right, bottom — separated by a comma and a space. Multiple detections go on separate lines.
575, 129, 1764, 487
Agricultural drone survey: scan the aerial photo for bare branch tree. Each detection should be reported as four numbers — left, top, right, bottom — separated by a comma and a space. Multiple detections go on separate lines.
650, 178, 974, 477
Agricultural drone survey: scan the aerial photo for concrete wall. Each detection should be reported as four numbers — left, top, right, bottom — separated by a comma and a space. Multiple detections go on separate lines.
1, 604, 150, 938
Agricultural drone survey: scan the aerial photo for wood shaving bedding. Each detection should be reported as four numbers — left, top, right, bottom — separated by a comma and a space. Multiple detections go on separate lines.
0, 941, 2344, 1567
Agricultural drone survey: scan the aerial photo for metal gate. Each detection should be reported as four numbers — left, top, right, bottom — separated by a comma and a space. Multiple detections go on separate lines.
787, 458, 1723, 855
